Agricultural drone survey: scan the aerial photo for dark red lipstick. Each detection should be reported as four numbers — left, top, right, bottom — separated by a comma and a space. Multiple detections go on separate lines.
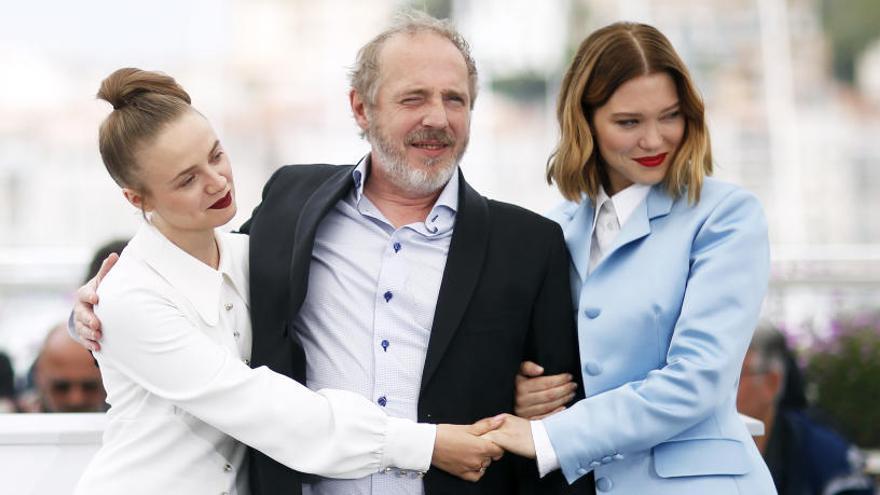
209, 191, 232, 209
634, 153, 667, 167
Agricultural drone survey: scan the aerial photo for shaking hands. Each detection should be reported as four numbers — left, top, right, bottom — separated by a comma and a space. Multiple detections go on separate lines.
432, 416, 505, 482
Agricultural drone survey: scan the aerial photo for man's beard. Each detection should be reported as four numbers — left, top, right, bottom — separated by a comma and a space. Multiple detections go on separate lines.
367, 123, 468, 196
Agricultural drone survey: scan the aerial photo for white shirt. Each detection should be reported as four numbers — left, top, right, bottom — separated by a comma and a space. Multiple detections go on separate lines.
75, 222, 435, 495
297, 157, 457, 495
532, 183, 651, 477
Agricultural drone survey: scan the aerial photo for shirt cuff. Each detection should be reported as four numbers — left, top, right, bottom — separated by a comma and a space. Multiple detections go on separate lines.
381, 417, 436, 473
532, 419, 560, 477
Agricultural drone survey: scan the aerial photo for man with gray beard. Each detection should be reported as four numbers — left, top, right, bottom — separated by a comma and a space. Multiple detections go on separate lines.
75, 11, 584, 495
238, 13, 583, 495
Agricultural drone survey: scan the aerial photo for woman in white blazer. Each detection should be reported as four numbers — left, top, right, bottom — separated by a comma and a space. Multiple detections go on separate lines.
486, 23, 777, 494
74, 68, 501, 495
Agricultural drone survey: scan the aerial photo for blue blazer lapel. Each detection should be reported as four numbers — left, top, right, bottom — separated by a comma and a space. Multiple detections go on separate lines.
562, 199, 595, 283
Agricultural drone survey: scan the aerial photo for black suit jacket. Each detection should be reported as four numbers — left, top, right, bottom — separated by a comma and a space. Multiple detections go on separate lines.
241, 164, 586, 495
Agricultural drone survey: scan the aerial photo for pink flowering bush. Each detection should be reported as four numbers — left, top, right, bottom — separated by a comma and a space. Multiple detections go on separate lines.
805, 310, 880, 446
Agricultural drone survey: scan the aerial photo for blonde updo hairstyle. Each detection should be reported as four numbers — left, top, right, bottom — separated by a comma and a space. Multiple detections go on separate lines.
547, 22, 712, 204
96, 68, 192, 193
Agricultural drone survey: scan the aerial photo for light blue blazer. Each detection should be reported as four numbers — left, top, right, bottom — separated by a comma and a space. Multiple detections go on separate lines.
544, 178, 776, 494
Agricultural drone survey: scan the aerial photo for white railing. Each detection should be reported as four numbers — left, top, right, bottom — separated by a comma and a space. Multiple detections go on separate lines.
0, 413, 105, 495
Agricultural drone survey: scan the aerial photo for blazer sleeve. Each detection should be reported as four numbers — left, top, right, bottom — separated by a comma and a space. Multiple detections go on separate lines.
94, 284, 435, 479
517, 224, 585, 493
526, 223, 583, 381
543, 188, 770, 483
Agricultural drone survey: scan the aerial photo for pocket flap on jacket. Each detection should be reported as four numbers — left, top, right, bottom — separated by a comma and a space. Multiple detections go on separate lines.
653, 438, 751, 478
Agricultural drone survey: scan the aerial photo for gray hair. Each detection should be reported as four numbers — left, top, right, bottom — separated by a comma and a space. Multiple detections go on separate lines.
349, 10, 479, 109
747, 323, 789, 383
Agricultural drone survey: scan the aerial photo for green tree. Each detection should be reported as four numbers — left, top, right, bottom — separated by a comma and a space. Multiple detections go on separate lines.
821, 0, 880, 83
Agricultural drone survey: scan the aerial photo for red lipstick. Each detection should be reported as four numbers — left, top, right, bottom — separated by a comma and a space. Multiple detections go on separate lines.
634, 153, 667, 167
209, 191, 232, 209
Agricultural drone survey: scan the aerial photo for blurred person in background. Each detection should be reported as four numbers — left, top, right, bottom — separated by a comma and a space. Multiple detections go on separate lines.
0, 351, 16, 412
738, 325, 875, 495
13, 240, 129, 413
22, 323, 107, 413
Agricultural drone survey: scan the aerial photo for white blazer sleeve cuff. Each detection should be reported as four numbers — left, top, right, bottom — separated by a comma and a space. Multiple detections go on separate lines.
382, 417, 436, 473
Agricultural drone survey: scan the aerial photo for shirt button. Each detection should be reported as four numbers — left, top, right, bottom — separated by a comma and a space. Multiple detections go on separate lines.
606, 221, 616, 230
377, 396, 387, 407
576, 467, 588, 476
383, 291, 393, 302
596, 477, 614, 492
601, 455, 613, 464
243, 359, 250, 366
590, 460, 602, 468
393, 242, 402, 253
233, 331, 240, 339
224, 303, 233, 311
223, 463, 233, 472
381, 340, 390, 352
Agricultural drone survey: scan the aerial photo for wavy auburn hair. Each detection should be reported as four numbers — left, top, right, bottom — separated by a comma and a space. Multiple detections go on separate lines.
547, 22, 712, 203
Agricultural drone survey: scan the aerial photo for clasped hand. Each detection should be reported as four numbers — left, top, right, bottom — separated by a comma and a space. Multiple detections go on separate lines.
433, 412, 538, 483
432, 416, 505, 482
438, 359, 576, 478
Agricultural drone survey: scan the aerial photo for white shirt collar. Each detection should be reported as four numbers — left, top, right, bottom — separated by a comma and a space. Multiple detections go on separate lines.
594, 183, 652, 229
126, 222, 247, 326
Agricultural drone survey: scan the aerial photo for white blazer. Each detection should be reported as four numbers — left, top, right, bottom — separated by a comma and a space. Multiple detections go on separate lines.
75, 223, 434, 495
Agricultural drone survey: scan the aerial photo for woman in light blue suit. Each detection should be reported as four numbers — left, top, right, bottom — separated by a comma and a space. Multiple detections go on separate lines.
486, 22, 776, 494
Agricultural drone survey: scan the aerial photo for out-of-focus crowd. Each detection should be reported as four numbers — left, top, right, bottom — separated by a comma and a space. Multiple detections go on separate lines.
0, 239, 127, 414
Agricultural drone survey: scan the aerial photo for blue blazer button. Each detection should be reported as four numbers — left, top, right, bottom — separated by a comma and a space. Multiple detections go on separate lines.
596, 477, 614, 492
612, 453, 624, 461
584, 307, 601, 319
583, 360, 603, 376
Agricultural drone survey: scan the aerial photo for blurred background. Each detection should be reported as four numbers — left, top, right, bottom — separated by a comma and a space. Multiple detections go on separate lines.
1, 0, 879, 479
